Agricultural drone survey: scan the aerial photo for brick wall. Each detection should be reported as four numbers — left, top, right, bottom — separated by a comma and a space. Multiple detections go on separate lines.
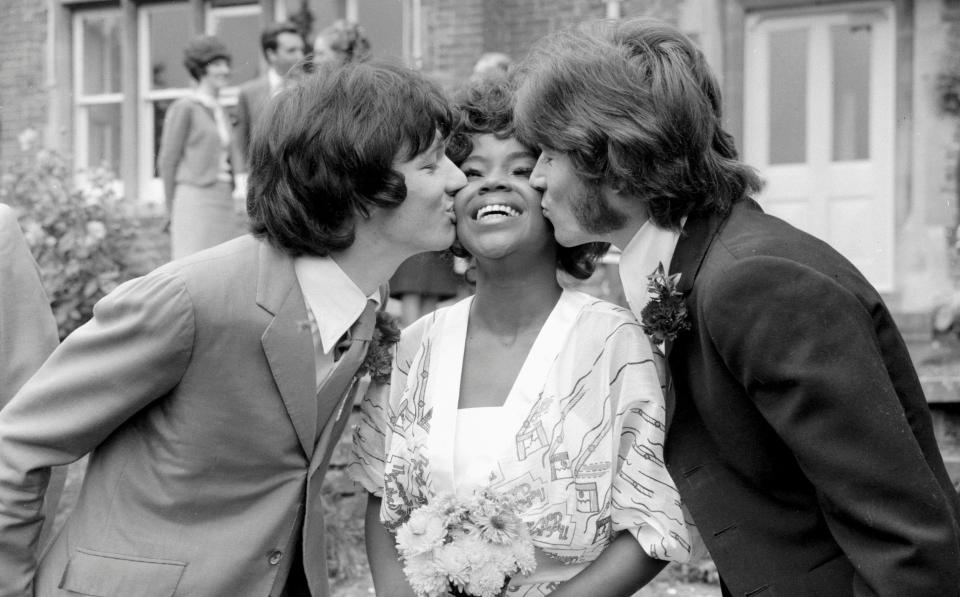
0, 0, 48, 163
419, 0, 487, 90
418, 0, 682, 92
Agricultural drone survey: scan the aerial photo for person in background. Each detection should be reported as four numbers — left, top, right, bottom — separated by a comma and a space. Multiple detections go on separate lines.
0, 60, 465, 597
312, 20, 370, 68
236, 21, 306, 166
352, 75, 691, 596
515, 17, 960, 596
471, 51, 512, 81
0, 203, 62, 551
158, 35, 245, 260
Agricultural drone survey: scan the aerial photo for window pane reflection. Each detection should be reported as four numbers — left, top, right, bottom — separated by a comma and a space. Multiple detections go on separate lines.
81, 13, 122, 95
768, 28, 808, 164
85, 103, 122, 175
211, 13, 264, 87
148, 5, 193, 90
832, 24, 871, 161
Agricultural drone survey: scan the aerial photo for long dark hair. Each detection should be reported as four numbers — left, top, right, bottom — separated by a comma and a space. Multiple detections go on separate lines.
247, 60, 454, 256
514, 18, 762, 229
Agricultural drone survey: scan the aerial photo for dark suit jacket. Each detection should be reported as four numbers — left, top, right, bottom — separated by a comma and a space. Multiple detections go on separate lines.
235, 76, 272, 171
661, 199, 960, 597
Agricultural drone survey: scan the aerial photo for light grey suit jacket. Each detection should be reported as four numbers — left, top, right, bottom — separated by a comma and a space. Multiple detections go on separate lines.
0, 234, 379, 597
0, 204, 59, 406
0, 203, 62, 551
157, 97, 244, 207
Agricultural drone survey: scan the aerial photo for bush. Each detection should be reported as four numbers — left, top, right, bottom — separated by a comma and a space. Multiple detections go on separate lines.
1, 130, 138, 339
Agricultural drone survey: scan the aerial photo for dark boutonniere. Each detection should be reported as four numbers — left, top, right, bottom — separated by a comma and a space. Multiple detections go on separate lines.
640, 263, 690, 344
356, 311, 401, 385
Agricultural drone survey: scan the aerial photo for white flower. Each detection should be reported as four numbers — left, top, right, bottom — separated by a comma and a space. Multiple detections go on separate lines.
473, 503, 524, 545
86, 221, 106, 242
433, 541, 471, 588
511, 538, 536, 575
403, 553, 448, 597
464, 559, 508, 597
18, 128, 38, 152
396, 507, 447, 557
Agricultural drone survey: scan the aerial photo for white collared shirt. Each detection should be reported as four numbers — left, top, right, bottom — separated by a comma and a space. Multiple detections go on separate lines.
190, 90, 232, 182
268, 68, 284, 97
619, 219, 683, 317
294, 255, 380, 389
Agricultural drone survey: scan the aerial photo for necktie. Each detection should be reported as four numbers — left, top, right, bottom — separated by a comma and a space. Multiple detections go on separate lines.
315, 300, 378, 438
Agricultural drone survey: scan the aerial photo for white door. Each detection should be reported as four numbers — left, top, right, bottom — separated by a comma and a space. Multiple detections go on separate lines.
743, 4, 895, 291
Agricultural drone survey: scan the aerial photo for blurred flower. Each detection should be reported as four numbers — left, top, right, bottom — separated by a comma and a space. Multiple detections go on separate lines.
17, 128, 38, 152
86, 221, 107, 242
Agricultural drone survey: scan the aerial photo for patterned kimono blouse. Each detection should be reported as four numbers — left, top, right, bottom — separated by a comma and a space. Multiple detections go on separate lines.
350, 290, 692, 587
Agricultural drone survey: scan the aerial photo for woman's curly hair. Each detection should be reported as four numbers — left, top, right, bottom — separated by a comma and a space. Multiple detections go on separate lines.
448, 75, 609, 280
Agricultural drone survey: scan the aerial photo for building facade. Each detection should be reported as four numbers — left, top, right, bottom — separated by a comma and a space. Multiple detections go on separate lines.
3, 0, 957, 318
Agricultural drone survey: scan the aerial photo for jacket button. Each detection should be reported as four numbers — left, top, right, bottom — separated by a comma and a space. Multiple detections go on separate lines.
268, 550, 283, 565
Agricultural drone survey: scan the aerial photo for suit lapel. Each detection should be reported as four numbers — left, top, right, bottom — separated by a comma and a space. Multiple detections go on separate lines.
257, 242, 318, 457
664, 206, 729, 430
308, 301, 377, 476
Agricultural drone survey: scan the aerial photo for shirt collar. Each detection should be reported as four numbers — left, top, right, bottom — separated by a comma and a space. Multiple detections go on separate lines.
190, 89, 220, 111
619, 218, 684, 315
293, 255, 380, 355
267, 69, 284, 94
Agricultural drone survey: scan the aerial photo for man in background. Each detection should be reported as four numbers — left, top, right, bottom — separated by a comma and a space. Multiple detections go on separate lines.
235, 21, 305, 166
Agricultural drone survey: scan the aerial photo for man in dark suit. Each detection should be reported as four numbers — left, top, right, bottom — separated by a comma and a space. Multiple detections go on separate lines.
235, 21, 305, 168
516, 17, 960, 597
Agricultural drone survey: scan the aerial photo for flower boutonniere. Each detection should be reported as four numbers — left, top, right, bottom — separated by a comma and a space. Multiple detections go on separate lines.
356, 311, 401, 385
640, 263, 690, 344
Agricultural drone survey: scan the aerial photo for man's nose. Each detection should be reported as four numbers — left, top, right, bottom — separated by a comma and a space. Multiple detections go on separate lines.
445, 158, 467, 194
529, 162, 546, 192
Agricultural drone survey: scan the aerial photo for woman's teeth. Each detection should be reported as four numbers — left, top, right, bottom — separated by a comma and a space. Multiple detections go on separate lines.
476, 204, 520, 222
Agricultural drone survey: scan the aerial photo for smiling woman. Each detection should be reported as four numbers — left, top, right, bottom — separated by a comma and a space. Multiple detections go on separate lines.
157, 35, 246, 260
351, 75, 695, 597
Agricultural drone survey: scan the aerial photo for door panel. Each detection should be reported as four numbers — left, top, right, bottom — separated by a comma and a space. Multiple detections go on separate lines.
744, 4, 895, 291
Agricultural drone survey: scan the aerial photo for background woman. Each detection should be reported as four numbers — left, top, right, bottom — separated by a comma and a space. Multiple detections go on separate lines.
350, 76, 692, 596
158, 35, 245, 260
312, 20, 371, 68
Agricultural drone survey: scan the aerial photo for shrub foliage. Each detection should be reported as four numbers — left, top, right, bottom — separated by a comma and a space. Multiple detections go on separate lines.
1, 131, 136, 339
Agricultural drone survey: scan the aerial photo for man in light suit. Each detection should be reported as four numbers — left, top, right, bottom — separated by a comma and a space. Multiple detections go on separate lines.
0, 204, 62, 549
0, 60, 465, 597
517, 18, 960, 597
0, 204, 59, 407
235, 21, 305, 169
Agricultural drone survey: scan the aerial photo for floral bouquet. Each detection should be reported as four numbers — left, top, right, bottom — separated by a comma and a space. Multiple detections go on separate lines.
395, 487, 536, 597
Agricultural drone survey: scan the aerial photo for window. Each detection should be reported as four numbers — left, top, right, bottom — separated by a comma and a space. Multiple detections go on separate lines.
73, 9, 122, 178
208, 3, 267, 95
138, 3, 196, 206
